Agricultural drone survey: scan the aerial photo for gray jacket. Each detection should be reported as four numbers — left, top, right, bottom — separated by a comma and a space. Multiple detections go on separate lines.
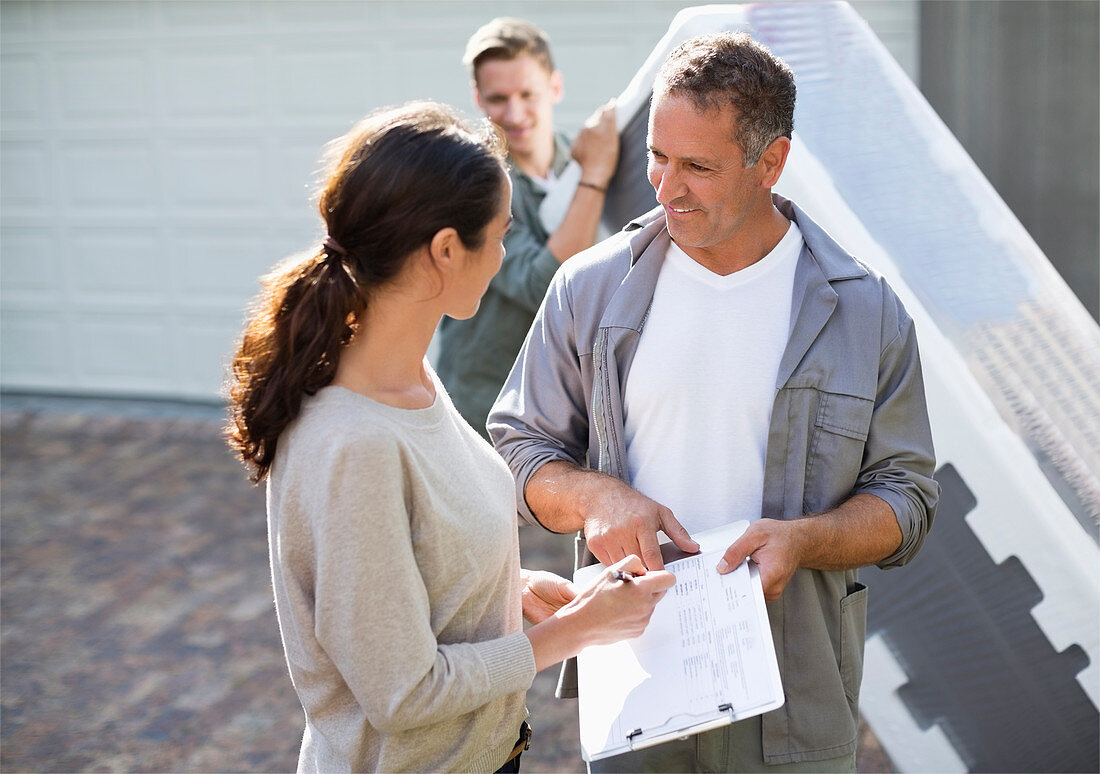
489, 197, 939, 765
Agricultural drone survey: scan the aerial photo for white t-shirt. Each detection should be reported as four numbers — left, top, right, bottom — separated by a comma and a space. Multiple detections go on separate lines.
623, 221, 804, 534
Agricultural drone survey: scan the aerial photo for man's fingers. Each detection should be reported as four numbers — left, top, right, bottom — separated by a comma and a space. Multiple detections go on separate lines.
587, 538, 613, 569
717, 537, 753, 575
588, 534, 632, 569
659, 510, 700, 554
610, 554, 646, 576
637, 530, 665, 571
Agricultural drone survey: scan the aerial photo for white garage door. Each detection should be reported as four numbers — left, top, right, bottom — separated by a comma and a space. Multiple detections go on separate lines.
0, 0, 916, 402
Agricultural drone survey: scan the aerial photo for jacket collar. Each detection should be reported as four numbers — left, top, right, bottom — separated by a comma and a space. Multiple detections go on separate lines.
609, 195, 868, 390
774, 195, 867, 282
774, 195, 866, 388
623, 196, 867, 282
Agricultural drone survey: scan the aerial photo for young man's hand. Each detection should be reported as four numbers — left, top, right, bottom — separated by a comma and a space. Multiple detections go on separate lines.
572, 101, 619, 188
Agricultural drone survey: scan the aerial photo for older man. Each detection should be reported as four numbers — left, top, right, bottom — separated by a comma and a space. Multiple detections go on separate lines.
490, 32, 939, 773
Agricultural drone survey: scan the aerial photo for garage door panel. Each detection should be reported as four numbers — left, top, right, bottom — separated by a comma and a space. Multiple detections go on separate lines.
176, 311, 248, 398
1, 312, 71, 384
1, 54, 45, 123
62, 140, 157, 208
2, 141, 52, 207
272, 1, 372, 28
173, 228, 293, 301
69, 227, 167, 301
1, 227, 59, 295
50, 1, 148, 33
157, 1, 266, 29
73, 313, 172, 384
273, 134, 333, 211
276, 49, 394, 115
56, 50, 152, 120
167, 141, 267, 210
163, 50, 262, 119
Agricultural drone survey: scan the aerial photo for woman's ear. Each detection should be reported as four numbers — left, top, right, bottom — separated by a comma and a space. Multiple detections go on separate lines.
418, 227, 462, 300
428, 226, 462, 270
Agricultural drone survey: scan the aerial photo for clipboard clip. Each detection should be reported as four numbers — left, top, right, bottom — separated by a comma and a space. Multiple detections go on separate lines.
718, 702, 735, 715
626, 728, 644, 749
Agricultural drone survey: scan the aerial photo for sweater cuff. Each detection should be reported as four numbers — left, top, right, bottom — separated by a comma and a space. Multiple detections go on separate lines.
482, 630, 537, 693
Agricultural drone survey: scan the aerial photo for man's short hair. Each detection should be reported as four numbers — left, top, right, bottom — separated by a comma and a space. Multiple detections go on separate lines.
464, 17, 555, 80
655, 32, 795, 167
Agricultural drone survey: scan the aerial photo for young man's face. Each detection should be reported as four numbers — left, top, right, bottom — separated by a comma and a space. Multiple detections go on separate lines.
474, 54, 562, 165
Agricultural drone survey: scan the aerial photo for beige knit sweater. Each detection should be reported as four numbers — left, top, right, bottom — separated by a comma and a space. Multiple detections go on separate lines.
266, 373, 536, 773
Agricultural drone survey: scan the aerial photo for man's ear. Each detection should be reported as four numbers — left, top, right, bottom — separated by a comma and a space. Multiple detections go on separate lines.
758, 136, 791, 188
472, 80, 485, 112
549, 69, 564, 105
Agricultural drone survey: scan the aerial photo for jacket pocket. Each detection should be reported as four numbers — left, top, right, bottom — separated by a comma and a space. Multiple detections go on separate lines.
805, 391, 874, 511
840, 582, 868, 710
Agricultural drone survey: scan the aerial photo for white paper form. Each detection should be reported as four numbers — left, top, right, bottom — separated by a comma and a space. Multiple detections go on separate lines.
574, 521, 784, 761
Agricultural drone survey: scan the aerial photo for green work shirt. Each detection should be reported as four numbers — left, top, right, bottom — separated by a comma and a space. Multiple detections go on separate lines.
436, 134, 572, 437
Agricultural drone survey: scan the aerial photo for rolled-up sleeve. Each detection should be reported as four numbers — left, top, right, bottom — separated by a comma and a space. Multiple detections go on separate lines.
857, 290, 940, 568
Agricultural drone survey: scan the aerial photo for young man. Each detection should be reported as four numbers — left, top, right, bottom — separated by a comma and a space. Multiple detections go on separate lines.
489, 32, 939, 772
435, 17, 620, 437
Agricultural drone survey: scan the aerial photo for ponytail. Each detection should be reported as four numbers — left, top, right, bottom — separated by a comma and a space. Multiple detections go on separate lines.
225, 100, 507, 483
226, 245, 363, 482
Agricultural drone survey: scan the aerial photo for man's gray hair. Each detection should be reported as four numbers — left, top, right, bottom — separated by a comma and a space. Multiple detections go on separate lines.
655, 32, 795, 166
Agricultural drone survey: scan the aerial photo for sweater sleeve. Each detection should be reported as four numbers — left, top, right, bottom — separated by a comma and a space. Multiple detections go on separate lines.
309, 435, 535, 734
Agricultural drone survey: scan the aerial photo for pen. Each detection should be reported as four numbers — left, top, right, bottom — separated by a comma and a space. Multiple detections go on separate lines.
612, 570, 637, 583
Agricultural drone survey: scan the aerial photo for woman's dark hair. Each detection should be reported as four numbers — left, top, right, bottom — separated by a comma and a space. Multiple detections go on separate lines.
226, 101, 508, 482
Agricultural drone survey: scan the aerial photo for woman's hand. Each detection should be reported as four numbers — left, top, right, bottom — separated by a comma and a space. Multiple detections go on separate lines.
521, 569, 577, 624
524, 555, 676, 671
563, 555, 676, 646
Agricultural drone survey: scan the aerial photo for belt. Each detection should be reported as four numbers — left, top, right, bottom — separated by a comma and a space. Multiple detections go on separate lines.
504, 720, 532, 763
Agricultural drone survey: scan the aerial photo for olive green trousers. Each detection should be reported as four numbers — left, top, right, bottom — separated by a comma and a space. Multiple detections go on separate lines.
587, 716, 856, 774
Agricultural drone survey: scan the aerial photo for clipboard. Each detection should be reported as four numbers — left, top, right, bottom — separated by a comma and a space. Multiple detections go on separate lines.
573, 521, 784, 762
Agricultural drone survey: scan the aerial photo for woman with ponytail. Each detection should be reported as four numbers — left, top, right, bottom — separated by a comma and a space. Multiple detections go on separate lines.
226, 102, 674, 774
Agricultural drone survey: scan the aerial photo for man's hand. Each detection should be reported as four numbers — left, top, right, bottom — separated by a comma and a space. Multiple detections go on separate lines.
571, 101, 619, 188
716, 518, 806, 602
521, 569, 577, 624
716, 495, 902, 601
581, 476, 698, 571
717, 516, 805, 602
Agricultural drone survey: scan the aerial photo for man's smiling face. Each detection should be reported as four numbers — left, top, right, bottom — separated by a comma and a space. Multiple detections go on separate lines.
474, 54, 562, 167
647, 90, 774, 272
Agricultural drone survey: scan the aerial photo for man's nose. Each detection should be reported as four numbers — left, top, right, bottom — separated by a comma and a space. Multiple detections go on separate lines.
654, 165, 684, 204
504, 97, 525, 124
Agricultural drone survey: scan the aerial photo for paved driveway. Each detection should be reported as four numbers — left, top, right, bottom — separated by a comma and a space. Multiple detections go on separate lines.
0, 397, 889, 773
